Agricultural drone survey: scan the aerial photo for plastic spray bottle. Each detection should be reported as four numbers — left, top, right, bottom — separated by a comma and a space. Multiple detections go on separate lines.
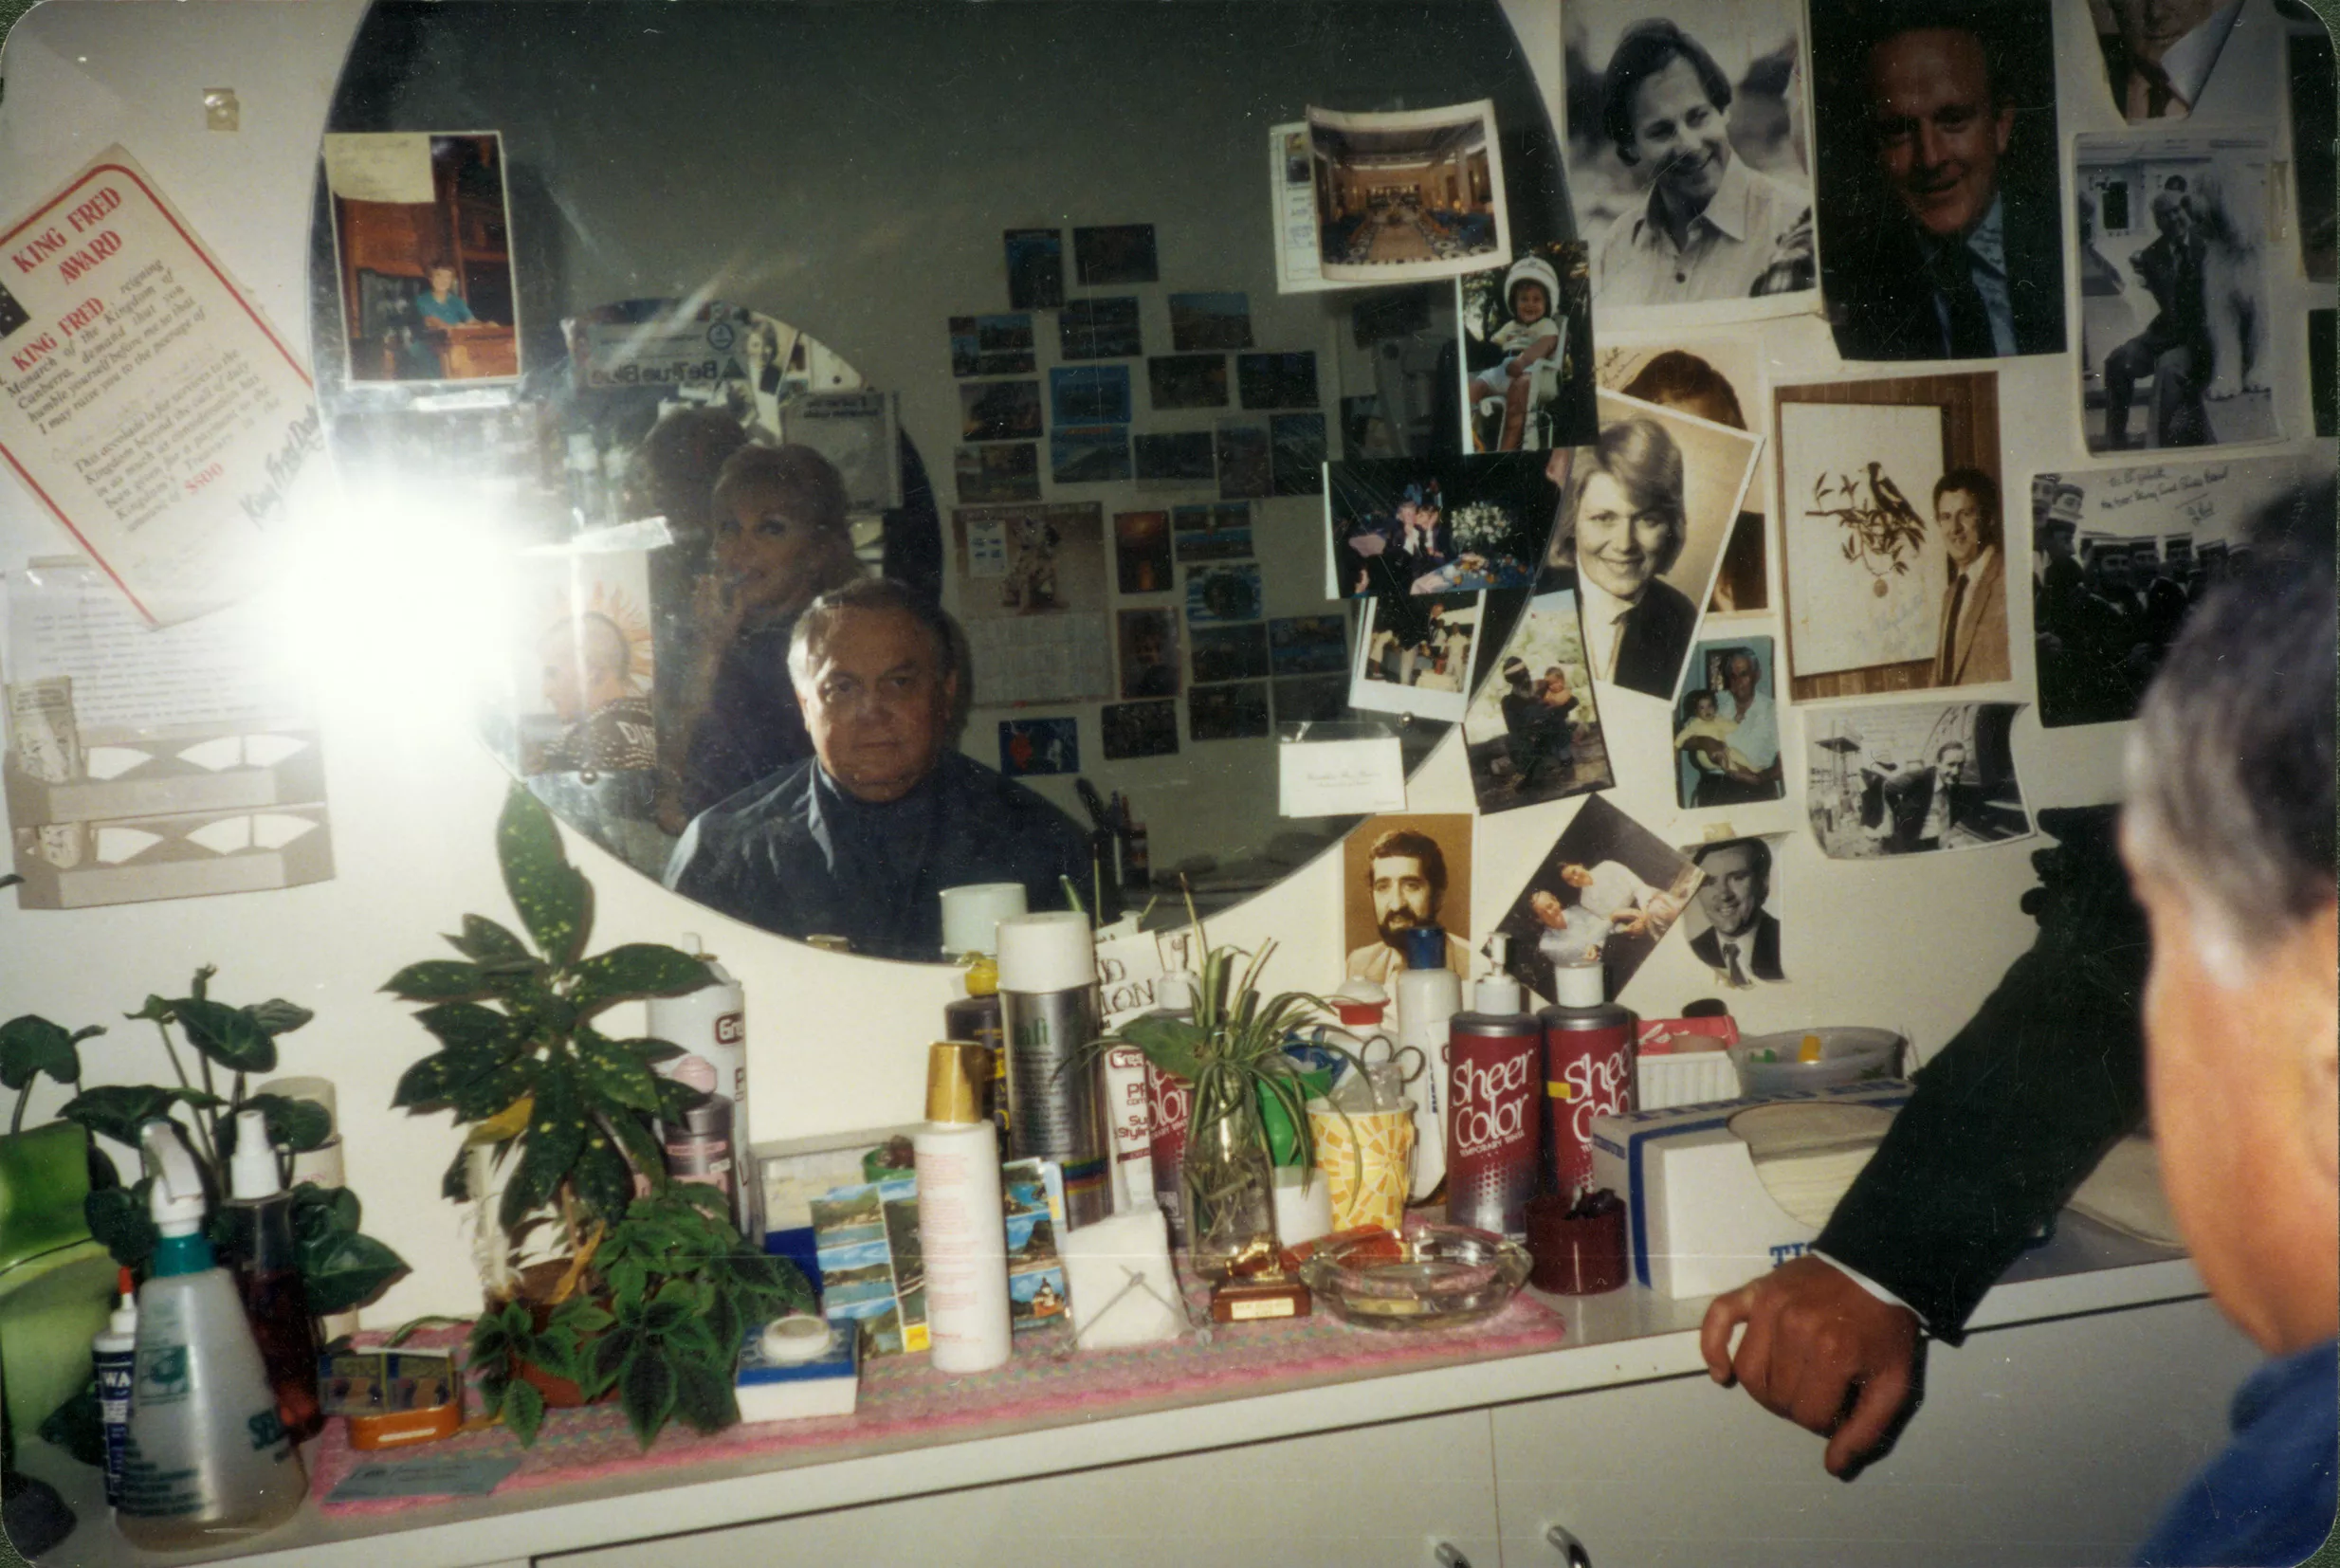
219, 1109, 322, 1441
116, 1121, 305, 1548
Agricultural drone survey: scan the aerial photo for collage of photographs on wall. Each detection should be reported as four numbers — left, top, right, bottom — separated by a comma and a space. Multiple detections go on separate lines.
355, 0, 2336, 980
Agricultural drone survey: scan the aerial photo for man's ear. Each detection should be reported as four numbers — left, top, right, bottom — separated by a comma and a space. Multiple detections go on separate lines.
1992, 102, 2014, 155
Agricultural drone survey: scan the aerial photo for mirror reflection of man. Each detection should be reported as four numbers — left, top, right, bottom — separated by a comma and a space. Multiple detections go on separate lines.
1688, 838, 1782, 987
1931, 468, 2011, 685
1824, 20, 2065, 361
1591, 20, 1815, 307
2100, 0, 2241, 120
1344, 829, 1472, 985
665, 578, 1092, 960
535, 613, 656, 775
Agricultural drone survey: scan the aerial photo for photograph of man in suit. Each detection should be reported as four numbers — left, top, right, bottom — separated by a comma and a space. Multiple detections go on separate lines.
1931, 466, 2011, 685
2098, 181, 2212, 451
1554, 416, 1699, 700
1816, 10, 2067, 361
1688, 837, 1783, 987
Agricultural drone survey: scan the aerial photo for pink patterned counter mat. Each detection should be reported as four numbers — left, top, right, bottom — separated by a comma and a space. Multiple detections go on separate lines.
312, 1293, 1566, 1515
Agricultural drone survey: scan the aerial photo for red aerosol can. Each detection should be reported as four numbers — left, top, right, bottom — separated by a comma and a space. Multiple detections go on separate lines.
1444, 938, 1543, 1237
1538, 959, 1635, 1203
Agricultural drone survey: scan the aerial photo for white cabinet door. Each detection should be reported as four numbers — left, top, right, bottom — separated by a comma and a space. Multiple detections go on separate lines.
545, 1408, 1502, 1568
1492, 1295, 2260, 1568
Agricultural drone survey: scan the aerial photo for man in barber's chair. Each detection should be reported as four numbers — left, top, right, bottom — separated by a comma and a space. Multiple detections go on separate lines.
665, 577, 1093, 960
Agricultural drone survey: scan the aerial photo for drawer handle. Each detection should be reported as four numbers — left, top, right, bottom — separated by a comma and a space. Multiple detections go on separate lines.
1433, 1544, 1472, 1568
1545, 1522, 1593, 1568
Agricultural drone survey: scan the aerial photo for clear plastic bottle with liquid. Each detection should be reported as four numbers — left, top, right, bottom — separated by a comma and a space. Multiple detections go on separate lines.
115, 1121, 306, 1550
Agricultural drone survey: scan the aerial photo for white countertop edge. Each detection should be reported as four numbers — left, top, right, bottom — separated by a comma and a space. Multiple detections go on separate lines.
156, 1252, 2209, 1568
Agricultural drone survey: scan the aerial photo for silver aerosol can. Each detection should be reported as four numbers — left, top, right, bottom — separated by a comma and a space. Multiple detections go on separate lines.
996, 912, 1114, 1229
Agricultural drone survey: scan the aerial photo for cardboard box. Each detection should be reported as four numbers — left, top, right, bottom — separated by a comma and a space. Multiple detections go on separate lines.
1589, 1081, 1911, 1300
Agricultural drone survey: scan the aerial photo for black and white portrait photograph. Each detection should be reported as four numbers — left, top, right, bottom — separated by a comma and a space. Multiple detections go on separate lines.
1807, 0, 2066, 361
1547, 389, 1761, 702
1776, 372, 2009, 700
1348, 591, 1484, 723
1459, 587, 1614, 815
1563, 0, 1817, 322
2076, 133, 2280, 454
1459, 242, 1598, 452
1490, 794, 1700, 1003
1676, 835, 1787, 988
1673, 635, 1783, 810
1804, 702, 2030, 859
1596, 336, 1768, 611
2030, 453, 2320, 727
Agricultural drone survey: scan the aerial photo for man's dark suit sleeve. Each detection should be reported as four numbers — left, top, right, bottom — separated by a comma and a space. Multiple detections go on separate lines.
1813, 806, 2148, 1344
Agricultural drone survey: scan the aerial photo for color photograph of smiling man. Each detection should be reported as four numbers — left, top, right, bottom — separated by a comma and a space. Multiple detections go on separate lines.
1809, 0, 2068, 361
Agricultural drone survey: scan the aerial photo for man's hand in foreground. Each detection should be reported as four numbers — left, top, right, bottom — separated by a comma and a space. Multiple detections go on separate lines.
1699, 1254, 1926, 1478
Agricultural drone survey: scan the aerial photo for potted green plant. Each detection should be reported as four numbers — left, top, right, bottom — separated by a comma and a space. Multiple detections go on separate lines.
55, 968, 407, 1320
1088, 936, 1357, 1278
389, 785, 810, 1448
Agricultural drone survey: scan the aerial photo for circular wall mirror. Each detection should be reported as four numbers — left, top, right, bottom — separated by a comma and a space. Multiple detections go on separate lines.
309, 0, 1568, 961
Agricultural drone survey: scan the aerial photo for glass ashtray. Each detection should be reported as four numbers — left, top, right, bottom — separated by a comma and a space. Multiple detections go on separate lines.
1298, 1223, 1531, 1331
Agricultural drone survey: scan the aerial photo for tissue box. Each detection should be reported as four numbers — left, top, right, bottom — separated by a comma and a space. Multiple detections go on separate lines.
735, 1322, 859, 1423
1589, 1081, 1910, 1300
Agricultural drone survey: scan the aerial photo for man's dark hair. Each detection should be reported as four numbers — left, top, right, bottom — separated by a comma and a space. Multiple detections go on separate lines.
2128, 480, 2336, 961
1933, 466, 2003, 551
1366, 828, 1448, 903
1692, 836, 1772, 882
789, 575, 956, 689
1602, 20, 1733, 164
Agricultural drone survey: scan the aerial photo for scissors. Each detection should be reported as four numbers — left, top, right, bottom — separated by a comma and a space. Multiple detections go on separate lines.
1353, 1031, 1427, 1087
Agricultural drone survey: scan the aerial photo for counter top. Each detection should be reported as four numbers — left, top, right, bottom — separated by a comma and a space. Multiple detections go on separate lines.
29, 1218, 2203, 1568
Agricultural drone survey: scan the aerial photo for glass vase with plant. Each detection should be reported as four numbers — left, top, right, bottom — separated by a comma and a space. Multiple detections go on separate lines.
1088, 936, 1357, 1279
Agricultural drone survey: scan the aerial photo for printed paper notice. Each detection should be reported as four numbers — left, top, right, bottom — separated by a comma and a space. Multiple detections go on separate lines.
0, 146, 322, 627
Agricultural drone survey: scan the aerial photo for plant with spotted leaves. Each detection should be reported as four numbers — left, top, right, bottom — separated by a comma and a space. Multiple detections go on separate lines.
386, 786, 719, 1297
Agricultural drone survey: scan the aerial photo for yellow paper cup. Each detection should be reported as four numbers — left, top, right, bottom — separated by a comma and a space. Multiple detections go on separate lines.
1307, 1100, 1416, 1231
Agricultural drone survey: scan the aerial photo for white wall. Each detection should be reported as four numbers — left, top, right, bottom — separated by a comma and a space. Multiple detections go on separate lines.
0, 0, 2318, 1327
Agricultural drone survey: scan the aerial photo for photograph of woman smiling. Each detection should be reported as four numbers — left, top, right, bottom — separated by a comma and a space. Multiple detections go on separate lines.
1545, 400, 1762, 702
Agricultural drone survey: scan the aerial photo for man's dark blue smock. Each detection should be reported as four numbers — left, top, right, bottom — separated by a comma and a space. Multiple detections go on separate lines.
664, 749, 1095, 961
2133, 1340, 2337, 1568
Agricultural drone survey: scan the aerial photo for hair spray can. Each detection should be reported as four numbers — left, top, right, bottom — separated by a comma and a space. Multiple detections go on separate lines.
647, 957, 749, 1230
996, 913, 1114, 1228
1539, 960, 1635, 1202
1444, 968, 1544, 1238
